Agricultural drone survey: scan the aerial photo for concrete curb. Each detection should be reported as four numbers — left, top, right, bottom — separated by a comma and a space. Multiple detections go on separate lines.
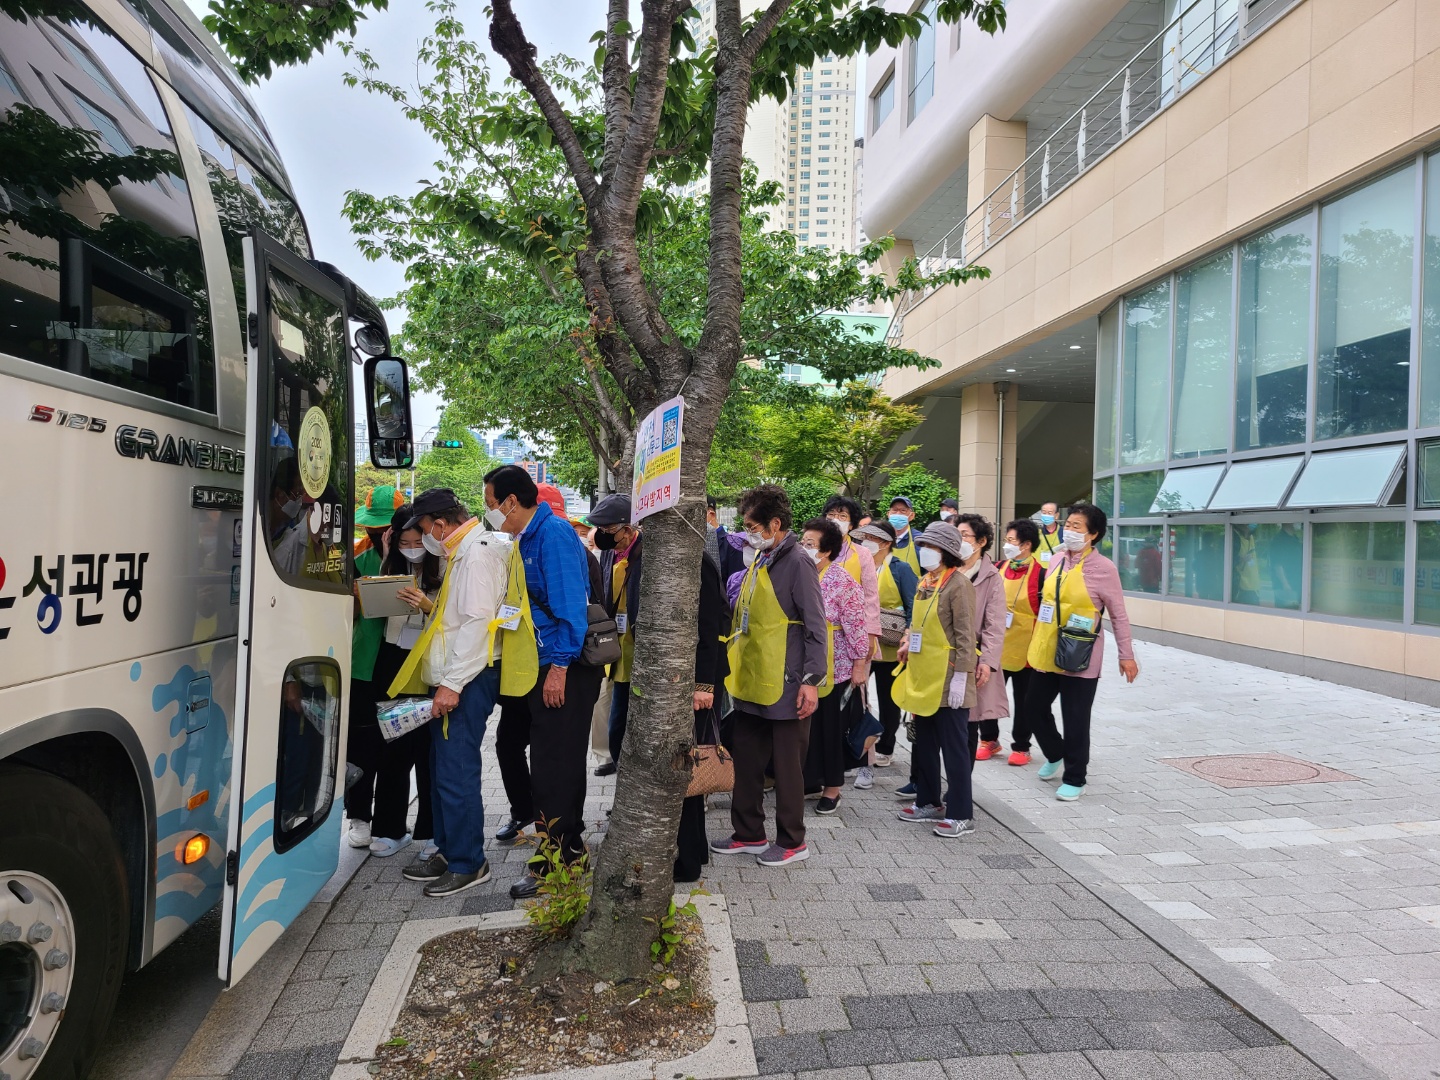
971, 778, 1388, 1080
332, 892, 757, 1080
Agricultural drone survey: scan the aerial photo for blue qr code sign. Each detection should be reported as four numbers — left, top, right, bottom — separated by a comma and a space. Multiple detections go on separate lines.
661, 406, 680, 451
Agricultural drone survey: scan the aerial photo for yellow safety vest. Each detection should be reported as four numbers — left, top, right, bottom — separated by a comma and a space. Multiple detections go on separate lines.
817, 562, 840, 698
725, 561, 795, 707
495, 540, 540, 696
891, 570, 956, 718
1001, 559, 1039, 672
894, 530, 922, 575
1036, 527, 1060, 568
1028, 552, 1100, 675
877, 558, 902, 663
840, 541, 865, 586
610, 555, 633, 684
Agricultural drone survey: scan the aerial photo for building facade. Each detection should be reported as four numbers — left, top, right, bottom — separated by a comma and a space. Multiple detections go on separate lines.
866, 0, 1440, 701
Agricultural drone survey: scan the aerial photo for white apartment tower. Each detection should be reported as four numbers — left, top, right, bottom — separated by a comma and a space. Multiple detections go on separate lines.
692, 0, 858, 251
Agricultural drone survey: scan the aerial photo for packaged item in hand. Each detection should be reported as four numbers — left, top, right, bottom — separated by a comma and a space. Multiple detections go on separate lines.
376, 697, 433, 741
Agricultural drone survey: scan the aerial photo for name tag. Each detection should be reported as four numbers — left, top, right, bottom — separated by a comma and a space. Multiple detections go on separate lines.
498, 603, 522, 631
1005, 611, 1014, 629
908, 630, 923, 654
398, 624, 421, 649
616, 612, 629, 634
740, 609, 750, 635
1065, 613, 1094, 632
1037, 602, 1056, 624
1039, 551, 1052, 565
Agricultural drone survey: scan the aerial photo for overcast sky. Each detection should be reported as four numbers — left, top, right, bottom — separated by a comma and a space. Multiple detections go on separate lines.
184, 0, 603, 441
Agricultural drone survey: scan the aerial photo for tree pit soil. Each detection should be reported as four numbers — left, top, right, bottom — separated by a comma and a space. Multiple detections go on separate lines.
373, 919, 715, 1079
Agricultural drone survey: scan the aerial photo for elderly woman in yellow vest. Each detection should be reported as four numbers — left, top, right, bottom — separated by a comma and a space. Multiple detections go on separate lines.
850, 520, 918, 774
893, 522, 979, 838
823, 495, 881, 641
1025, 502, 1139, 802
712, 485, 829, 868
995, 518, 1047, 766
955, 515, 1008, 764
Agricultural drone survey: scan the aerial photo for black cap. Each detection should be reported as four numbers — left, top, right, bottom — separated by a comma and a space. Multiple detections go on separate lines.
403, 487, 462, 531
940, 497, 959, 509
586, 493, 633, 527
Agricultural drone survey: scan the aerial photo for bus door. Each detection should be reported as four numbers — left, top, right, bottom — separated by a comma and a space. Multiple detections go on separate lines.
219, 231, 354, 984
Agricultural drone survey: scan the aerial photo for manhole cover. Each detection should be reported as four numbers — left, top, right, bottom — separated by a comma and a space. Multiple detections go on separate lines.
1159, 753, 1360, 789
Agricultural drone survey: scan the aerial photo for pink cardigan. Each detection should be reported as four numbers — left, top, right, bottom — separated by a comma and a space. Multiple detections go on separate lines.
970, 559, 1010, 721
1045, 549, 1135, 679
840, 538, 881, 637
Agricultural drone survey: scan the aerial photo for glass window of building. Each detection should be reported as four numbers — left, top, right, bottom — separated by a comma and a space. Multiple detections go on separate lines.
1419, 438, 1440, 507
1286, 443, 1405, 509
1115, 525, 1164, 593
1151, 463, 1227, 512
1095, 305, 1119, 470
1119, 470, 1163, 517
1316, 165, 1415, 440
1092, 476, 1115, 518
1231, 524, 1302, 610
1310, 521, 1405, 622
1236, 215, 1311, 450
1415, 522, 1440, 626
1168, 524, 1225, 601
1208, 455, 1303, 510
1420, 151, 1440, 427
1172, 250, 1233, 458
1121, 280, 1171, 465
906, 0, 937, 122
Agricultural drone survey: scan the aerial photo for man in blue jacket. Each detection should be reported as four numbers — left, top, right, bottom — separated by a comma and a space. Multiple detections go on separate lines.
482, 465, 601, 899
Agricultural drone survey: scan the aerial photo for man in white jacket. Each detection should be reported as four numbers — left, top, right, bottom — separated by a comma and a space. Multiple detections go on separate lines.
399, 487, 507, 897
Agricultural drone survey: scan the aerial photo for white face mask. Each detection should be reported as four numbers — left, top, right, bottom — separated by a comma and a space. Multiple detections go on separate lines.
422, 527, 447, 557
804, 546, 822, 563
918, 547, 942, 571
484, 504, 509, 531
959, 540, 974, 561
400, 546, 426, 563
1002, 542, 1021, 561
860, 540, 881, 556
1062, 529, 1088, 552
829, 519, 850, 537
745, 529, 774, 550
940, 512, 955, 523
742, 545, 758, 566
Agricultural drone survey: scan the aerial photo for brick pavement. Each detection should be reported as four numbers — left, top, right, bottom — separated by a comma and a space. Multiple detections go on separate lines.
968, 637, 1440, 1080
219, 670, 1347, 1080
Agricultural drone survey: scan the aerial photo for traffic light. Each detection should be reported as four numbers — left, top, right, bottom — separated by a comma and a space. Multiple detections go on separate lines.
435, 438, 463, 449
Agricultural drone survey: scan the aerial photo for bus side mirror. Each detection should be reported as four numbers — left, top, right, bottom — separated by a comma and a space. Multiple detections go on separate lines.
364, 356, 414, 469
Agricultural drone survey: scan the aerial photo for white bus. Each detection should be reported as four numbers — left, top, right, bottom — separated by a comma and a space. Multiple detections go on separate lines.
0, 0, 414, 1075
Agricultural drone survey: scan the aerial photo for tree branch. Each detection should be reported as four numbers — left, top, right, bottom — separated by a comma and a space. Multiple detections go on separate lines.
603, 0, 682, 222
740, 0, 795, 63
600, 0, 633, 188
489, 0, 602, 210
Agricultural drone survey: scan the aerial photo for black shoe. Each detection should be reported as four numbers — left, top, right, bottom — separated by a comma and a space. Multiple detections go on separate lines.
423, 863, 491, 897
402, 852, 448, 881
509, 874, 541, 900
816, 795, 841, 815
495, 818, 526, 844
594, 761, 617, 777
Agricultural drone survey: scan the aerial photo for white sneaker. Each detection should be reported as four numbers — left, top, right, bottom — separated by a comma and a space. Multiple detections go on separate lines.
346, 820, 372, 848
853, 766, 874, 790
873, 753, 893, 768
370, 834, 412, 857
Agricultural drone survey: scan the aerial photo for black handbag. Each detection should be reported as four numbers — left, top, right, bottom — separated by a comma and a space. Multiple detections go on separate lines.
1052, 560, 1103, 673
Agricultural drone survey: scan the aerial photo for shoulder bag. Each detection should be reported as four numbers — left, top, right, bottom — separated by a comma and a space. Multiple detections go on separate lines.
686, 709, 734, 797
1053, 558, 1105, 673
529, 548, 624, 668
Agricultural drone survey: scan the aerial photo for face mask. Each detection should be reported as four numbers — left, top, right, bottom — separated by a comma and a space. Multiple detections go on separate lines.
829, 519, 850, 537
1040, 514, 1055, 527
860, 540, 881, 556
888, 514, 909, 532
918, 547, 942, 571
804, 547, 822, 563
484, 504, 509, 531
1002, 542, 1021, 561
745, 530, 773, 550
1062, 529, 1088, 552
594, 528, 618, 551
959, 540, 974, 561
422, 526, 447, 557
940, 512, 955, 523
280, 498, 301, 519
400, 546, 426, 563
742, 545, 758, 566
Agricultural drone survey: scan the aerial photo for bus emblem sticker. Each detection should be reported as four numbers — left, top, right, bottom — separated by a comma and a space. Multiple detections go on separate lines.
298, 407, 331, 499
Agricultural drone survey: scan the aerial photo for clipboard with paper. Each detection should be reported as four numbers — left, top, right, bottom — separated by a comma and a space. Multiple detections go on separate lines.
356, 574, 418, 619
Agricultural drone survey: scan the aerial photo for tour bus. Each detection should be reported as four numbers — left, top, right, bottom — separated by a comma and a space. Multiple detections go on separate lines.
0, 0, 414, 1076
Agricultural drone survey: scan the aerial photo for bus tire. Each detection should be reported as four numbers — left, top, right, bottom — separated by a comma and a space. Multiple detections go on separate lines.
0, 764, 129, 1080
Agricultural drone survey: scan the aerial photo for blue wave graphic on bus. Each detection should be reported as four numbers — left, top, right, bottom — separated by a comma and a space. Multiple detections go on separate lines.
149, 664, 232, 927
232, 783, 339, 958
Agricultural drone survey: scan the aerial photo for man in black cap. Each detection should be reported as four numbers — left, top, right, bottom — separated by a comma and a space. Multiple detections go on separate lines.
587, 493, 642, 776
939, 497, 960, 524
397, 488, 507, 897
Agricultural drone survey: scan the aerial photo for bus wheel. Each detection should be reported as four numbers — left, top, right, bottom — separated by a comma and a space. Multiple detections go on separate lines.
0, 765, 128, 1080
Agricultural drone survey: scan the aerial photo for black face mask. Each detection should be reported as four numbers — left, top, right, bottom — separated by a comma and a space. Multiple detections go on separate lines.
594, 528, 619, 551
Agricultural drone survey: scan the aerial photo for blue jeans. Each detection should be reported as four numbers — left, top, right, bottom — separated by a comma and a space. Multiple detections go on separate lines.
607, 680, 631, 764
429, 667, 500, 874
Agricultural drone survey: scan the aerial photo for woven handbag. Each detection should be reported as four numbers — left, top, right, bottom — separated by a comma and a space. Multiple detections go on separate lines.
686, 710, 734, 797
879, 606, 908, 647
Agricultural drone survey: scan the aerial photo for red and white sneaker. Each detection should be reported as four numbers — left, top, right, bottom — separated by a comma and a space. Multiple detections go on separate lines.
756, 843, 810, 866
975, 740, 1002, 761
1007, 750, 1031, 766
709, 836, 770, 855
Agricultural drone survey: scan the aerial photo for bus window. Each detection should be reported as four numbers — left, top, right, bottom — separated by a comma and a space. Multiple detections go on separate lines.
263, 263, 350, 590
0, 0, 215, 410
274, 658, 342, 851
186, 105, 309, 356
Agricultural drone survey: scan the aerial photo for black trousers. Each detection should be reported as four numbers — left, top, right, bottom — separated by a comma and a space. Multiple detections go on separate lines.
525, 663, 604, 861
343, 677, 381, 823
1026, 672, 1100, 788
367, 642, 435, 841
495, 694, 533, 823
608, 681, 632, 764
803, 689, 848, 790
872, 660, 903, 755
977, 667, 1039, 751
731, 710, 810, 850
913, 706, 975, 821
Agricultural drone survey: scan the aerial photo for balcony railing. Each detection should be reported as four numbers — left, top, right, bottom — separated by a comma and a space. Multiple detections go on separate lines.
885, 0, 1296, 348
